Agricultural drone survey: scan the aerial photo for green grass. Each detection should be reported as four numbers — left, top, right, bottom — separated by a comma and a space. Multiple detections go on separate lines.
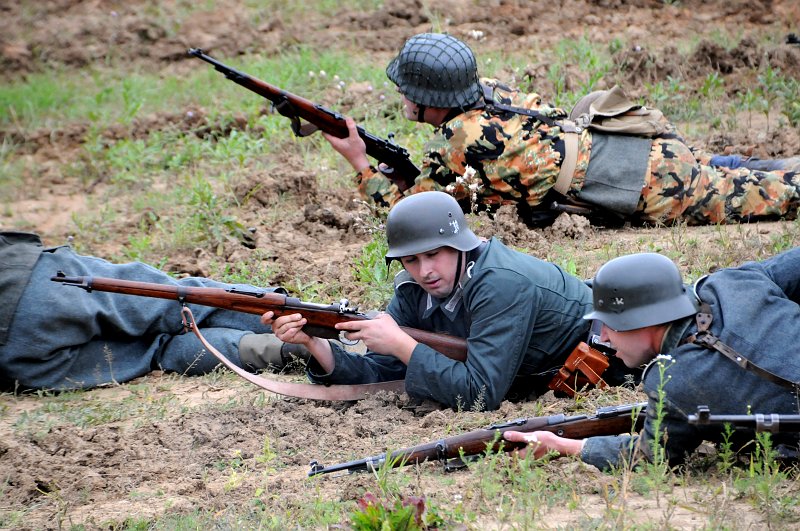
3, 2, 800, 529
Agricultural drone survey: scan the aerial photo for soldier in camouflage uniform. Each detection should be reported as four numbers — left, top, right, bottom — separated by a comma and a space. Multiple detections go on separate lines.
324, 33, 800, 227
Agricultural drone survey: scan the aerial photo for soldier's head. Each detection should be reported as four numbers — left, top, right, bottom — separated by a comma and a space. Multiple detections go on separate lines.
583, 253, 699, 367
385, 191, 481, 298
386, 33, 482, 125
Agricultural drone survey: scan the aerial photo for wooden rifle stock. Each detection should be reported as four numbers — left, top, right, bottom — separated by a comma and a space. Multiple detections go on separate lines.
188, 48, 420, 190
50, 272, 467, 362
308, 402, 646, 476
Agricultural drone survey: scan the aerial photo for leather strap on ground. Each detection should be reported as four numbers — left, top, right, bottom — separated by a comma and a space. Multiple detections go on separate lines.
180, 306, 407, 400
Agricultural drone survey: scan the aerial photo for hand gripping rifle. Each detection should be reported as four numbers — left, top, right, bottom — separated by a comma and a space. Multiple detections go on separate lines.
188, 48, 420, 191
51, 272, 467, 362
308, 401, 646, 477
687, 405, 800, 434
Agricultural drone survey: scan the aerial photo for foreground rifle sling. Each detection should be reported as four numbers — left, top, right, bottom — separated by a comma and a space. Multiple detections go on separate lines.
50, 272, 467, 361
188, 48, 420, 190
687, 405, 800, 434
308, 402, 646, 477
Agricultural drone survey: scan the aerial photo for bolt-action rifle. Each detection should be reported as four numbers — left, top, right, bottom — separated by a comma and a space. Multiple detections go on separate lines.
50, 272, 467, 362
308, 401, 646, 477
687, 405, 800, 433
188, 48, 420, 191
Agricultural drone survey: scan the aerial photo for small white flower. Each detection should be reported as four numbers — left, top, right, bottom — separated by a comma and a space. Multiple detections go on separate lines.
319, 70, 327, 77
333, 74, 340, 82
367, 85, 373, 92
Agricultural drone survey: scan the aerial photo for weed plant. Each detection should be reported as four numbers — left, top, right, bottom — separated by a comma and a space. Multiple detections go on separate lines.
3, 2, 800, 529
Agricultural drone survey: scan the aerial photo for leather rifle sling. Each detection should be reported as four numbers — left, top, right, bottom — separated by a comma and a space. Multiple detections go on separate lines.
180, 306, 407, 400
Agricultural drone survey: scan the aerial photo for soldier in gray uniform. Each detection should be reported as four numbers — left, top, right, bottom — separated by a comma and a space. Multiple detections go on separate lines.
505, 250, 800, 468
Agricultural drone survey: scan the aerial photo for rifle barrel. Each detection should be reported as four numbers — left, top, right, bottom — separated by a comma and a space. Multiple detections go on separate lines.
688, 406, 800, 433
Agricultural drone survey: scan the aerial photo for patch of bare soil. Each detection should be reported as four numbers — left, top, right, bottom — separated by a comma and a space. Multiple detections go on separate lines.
2, 0, 799, 528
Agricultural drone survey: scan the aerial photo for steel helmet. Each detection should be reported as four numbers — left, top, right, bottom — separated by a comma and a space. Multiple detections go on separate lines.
385, 191, 481, 264
583, 253, 699, 331
386, 33, 483, 109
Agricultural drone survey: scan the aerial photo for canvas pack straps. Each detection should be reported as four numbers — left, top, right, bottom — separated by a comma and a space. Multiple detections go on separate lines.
478, 84, 668, 197
180, 306, 407, 400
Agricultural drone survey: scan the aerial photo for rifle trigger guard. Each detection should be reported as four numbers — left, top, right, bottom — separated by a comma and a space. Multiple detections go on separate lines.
338, 331, 360, 346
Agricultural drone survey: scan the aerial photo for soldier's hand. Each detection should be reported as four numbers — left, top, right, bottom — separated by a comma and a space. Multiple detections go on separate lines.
262, 312, 313, 346
335, 313, 418, 364
322, 116, 370, 172
503, 430, 584, 459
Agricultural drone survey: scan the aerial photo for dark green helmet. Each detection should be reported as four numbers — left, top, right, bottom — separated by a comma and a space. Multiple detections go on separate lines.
386, 33, 482, 109
385, 191, 481, 264
583, 253, 698, 331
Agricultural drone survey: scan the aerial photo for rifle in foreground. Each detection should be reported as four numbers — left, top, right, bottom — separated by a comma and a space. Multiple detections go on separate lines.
687, 405, 800, 433
51, 272, 467, 361
308, 401, 646, 477
188, 48, 420, 191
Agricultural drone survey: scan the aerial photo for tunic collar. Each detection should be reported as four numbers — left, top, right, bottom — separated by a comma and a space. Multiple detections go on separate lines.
420, 241, 488, 322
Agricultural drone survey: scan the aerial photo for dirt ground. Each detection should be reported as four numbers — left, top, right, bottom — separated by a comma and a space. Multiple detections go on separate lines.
2, 0, 800, 529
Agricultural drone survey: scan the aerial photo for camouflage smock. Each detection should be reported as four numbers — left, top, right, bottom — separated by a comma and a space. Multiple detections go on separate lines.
357, 82, 800, 225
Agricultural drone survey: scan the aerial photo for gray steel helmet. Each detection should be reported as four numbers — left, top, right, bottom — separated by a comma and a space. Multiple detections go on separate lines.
583, 253, 699, 331
386, 33, 482, 109
385, 191, 481, 263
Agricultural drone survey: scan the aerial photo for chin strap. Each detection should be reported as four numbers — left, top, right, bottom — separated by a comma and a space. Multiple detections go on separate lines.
685, 303, 798, 391
180, 306, 406, 401
417, 104, 427, 123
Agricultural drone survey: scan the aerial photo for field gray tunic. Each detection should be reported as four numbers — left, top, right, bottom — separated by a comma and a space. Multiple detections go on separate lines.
0, 232, 273, 390
582, 247, 800, 469
307, 237, 593, 411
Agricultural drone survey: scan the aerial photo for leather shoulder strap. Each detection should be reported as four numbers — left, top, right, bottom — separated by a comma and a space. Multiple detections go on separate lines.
181, 306, 406, 400
687, 303, 798, 391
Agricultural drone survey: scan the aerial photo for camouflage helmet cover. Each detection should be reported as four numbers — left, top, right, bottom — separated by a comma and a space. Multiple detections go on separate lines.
583, 253, 699, 331
386, 33, 483, 109
385, 191, 481, 264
